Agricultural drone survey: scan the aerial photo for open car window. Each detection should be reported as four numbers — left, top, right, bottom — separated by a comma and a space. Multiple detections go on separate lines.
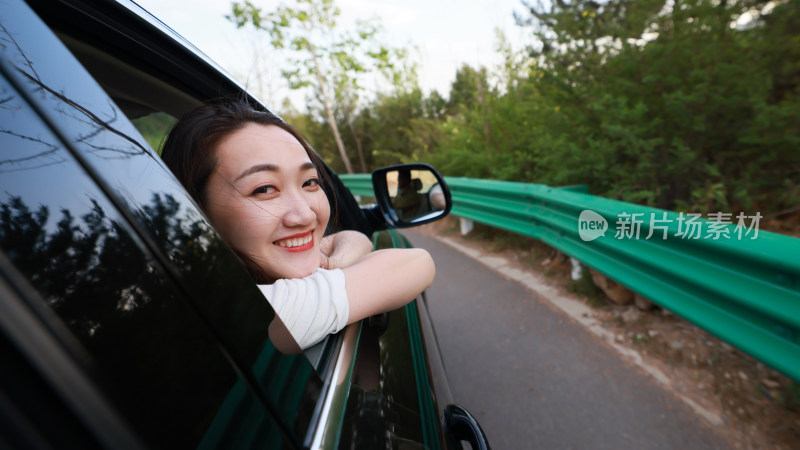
25, 0, 346, 370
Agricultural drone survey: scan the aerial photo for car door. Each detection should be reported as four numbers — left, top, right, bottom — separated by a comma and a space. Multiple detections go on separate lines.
0, 2, 330, 447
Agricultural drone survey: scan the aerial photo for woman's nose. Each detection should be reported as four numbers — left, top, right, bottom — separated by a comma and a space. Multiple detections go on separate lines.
281, 192, 315, 227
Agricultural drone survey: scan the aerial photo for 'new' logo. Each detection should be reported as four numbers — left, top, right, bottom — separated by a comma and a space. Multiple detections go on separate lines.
578, 210, 608, 242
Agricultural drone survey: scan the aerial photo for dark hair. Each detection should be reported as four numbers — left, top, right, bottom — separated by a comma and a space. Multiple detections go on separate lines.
161, 99, 335, 282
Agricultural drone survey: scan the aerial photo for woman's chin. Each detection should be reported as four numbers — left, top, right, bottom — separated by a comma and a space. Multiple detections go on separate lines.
270, 258, 321, 280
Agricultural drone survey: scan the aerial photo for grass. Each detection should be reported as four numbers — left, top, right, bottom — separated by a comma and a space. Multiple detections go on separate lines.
567, 269, 605, 306
784, 382, 800, 410
463, 222, 538, 253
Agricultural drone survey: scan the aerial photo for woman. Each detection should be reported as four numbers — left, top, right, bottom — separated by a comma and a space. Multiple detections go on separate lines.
161, 100, 435, 353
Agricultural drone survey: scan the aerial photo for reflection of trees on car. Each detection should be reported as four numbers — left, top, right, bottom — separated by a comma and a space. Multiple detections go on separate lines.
0, 192, 313, 447
0, 192, 200, 333
0, 194, 220, 444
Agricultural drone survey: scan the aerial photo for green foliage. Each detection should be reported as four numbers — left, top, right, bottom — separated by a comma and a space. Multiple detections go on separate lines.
423, 0, 799, 215
130, 112, 177, 155
228, 0, 417, 174
567, 264, 606, 305
273, 0, 799, 218
787, 381, 800, 410
446, 65, 489, 113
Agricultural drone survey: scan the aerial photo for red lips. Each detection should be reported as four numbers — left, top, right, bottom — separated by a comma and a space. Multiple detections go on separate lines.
274, 230, 314, 253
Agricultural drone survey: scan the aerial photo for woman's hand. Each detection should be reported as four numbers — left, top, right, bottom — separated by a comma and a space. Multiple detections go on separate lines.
319, 230, 373, 269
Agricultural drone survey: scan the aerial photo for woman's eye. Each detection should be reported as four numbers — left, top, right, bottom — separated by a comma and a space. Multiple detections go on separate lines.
303, 177, 321, 188
251, 185, 276, 195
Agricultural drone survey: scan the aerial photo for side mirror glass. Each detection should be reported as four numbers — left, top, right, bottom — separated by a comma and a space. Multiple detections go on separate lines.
371, 163, 452, 228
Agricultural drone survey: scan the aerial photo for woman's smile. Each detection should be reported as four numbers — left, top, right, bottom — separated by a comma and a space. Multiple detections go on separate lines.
275, 231, 314, 252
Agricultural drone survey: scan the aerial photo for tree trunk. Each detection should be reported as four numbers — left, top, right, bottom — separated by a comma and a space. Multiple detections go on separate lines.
322, 100, 353, 173
310, 45, 354, 173
477, 76, 492, 155
347, 117, 367, 172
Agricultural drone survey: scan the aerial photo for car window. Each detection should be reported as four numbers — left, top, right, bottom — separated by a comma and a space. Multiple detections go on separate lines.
130, 112, 177, 154
1, 2, 328, 446
0, 73, 291, 448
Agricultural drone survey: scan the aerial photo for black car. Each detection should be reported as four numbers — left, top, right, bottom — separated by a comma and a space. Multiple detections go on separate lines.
0, 0, 488, 448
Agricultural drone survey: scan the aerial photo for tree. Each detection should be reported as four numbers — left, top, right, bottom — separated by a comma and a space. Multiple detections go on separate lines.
228, 0, 394, 174
447, 64, 490, 114
508, 0, 800, 213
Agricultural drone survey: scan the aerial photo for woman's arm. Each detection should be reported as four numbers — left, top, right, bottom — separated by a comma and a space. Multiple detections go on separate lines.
268, 317, 302, 354
265, 246, 434, 353
320, 231, 434, 322
341, 248, 435, 323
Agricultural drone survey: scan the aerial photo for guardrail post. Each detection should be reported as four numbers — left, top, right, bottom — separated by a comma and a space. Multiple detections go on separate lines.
570, 258, 583, 281
460, 218, 474, 236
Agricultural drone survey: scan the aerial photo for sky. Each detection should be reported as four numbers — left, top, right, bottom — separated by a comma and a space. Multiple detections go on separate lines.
134, 0, 532, 110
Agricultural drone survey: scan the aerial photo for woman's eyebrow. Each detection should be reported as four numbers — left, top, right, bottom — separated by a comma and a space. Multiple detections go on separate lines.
235, 163, 278, 181
235, 161, 316, 181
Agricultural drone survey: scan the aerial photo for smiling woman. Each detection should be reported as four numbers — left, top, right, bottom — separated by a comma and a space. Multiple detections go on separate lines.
205, 122, 332, 282
161, 100, 435, 352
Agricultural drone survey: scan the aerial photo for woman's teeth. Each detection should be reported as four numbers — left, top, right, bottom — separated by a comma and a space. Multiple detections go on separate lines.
276, 234, 312, 248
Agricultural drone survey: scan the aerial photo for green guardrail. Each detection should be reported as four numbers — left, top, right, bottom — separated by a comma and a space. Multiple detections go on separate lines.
337, 174, 373, 197
339, 174, 800, 382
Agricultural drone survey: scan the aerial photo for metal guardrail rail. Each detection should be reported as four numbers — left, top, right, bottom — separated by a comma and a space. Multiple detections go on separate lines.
337, 174, 373, 199
340, 174, 800, 382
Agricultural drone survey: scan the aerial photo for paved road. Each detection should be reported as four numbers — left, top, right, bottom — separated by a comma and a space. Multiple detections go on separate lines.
404, 230, 728, 450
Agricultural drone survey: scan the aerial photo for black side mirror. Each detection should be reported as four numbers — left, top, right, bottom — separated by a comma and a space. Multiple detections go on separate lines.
370, 163, 452, 228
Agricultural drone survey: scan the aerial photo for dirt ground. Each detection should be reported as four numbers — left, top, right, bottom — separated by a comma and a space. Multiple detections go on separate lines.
416, 216, 800, 450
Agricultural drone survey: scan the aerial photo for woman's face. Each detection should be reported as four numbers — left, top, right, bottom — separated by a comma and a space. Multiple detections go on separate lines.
204, 122, 330, 282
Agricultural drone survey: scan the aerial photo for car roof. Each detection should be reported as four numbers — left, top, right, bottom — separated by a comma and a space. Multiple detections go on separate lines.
29, 0, 265, 119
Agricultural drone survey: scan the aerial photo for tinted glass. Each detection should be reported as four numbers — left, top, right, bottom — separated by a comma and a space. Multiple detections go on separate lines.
2, 0, 271, 370
2, 1, 321, 445
0, 331, 103, 449
0, 73, 289, 448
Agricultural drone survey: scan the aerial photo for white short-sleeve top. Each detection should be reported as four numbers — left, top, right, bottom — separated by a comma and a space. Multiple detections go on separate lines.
257, 268, 350, 349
